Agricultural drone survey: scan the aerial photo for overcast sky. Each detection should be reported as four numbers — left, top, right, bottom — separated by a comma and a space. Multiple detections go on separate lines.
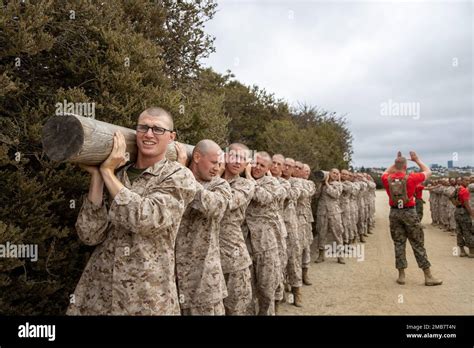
203, 0, 473, 168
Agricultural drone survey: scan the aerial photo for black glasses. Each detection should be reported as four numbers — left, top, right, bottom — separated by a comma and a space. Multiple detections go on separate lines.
136, 124, 174, 135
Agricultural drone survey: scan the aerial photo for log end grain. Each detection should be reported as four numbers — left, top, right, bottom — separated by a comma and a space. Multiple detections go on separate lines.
42, 115, 84, 162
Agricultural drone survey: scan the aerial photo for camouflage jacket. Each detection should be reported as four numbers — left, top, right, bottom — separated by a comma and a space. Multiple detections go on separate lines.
275, 176, 291, 239
296, 179, 317, 222
317, 181, 343, 216
67, 159, 196, 315
245, 176, 285, 254
219, 176, 255, 274
176, 176, 232, 308
468, 183, 474, 208
339, 180, 353, 212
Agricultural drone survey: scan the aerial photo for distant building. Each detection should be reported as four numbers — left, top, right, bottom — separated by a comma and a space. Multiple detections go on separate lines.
447, 160, 453, 169
431, 164, 440, 169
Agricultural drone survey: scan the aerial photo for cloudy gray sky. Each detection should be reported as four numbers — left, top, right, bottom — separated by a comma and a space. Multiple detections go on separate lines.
203, 0, 473, 168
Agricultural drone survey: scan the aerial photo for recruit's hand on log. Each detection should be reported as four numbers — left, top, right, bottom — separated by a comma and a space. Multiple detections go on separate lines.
245, 163, 253, 180
175, 142, 188, 166
100, 131, 128, 173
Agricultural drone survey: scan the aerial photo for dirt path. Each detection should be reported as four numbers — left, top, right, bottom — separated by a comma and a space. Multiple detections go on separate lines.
279, 190, 473, 315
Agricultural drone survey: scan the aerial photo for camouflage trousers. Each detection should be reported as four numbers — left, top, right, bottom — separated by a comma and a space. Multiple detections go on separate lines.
223, 267, 254, 315
341, 209, 352, 243
317, 213, 344, 250
429, 198, 437, 223
286, 230, 303, 288
252, 248, 280, 315
275, 235, 288, 302
350, 204, 359, 239
357, 204, 368, 236
389, 208, 431, 270
301, 219, 313, 268
415, 198, 424, 222
440, 204, 450, 228
181, 301, 225, 315
369, 199, 375, 227
449, 205, 457, 230
454, 207, 474, 248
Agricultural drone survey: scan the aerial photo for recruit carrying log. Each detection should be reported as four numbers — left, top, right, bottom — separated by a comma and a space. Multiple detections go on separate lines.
41, 114, 194, 165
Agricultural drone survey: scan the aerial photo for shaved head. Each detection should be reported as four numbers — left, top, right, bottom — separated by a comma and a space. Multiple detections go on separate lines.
229, 142, 249, 152
194, 139, 221, 156
190, 139, 222, 182
256, 151, 272, 164
139, 107, 174, 130
273, 154, 285, 162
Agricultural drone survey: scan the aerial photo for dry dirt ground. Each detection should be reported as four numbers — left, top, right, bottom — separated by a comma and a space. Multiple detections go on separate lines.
279, 190, 474, 315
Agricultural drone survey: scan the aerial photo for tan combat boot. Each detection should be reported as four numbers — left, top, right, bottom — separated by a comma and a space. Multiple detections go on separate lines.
423, 268, 443, 286
337, 257, 345, 264
396, 269, 406, 285
302, 267, 312, 285
275, 300, 280, 314
459, 246, 468, 257
292, 287, 302, 307
468, 247, 474, 258
315, 250, 325, 263
359, 234, 365, 243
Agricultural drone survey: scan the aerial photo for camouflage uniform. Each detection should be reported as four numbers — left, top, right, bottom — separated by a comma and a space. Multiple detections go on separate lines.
283, 177, 304, 288
220, 176, 255, 315
389, 208, 431, 269
339, 180, 354, 244
362, 180, 371, 232
469, 184, 474, 209
274, 176, 290, 302
367, 180, 377, 228
415, 198, 424, 222
316, 181, 344, 250
176, 177, 232, 315
440, 187, 451, 229
450, 187, 474, 249
296, 178, 316, 268
357, 181, 368, 237
431, 186, 442, 225
245, 176, 284, 315
349, 181, 360, 241
446, 186, 457, 231
68, 159, 196, 315
428, 186, 436, 224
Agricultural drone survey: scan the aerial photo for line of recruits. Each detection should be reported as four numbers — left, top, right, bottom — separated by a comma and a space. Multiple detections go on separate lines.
66, 107, 376, 316
423, 177, 474, 257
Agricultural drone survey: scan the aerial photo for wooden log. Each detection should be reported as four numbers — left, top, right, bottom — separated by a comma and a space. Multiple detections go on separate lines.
314, 170, 329, 181
42, 114, 194, 165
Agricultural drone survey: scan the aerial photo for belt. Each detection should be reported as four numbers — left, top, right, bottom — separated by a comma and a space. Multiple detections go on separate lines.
390, 206, 415, 210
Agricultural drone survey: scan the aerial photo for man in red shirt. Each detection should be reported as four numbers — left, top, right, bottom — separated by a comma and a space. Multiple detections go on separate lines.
382, 151, 442, 286
415, 183, 425, 223
452, 177, 474, 257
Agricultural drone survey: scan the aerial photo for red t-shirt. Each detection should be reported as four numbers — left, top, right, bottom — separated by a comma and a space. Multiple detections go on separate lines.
415, 184, 424, 199
458, 186, 470, 205
381, 172, 426, 207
